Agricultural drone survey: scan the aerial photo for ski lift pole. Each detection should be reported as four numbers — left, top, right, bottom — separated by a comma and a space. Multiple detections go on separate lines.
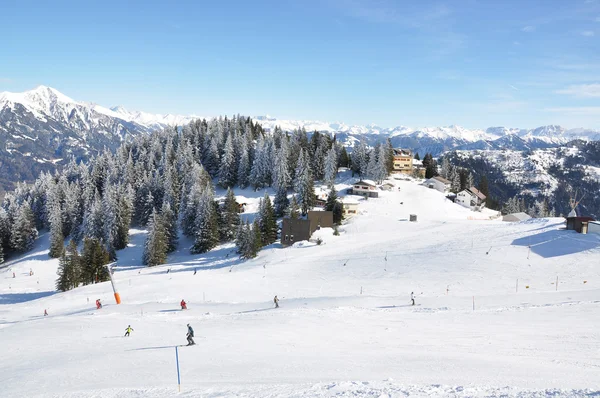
105, 262, 121, 304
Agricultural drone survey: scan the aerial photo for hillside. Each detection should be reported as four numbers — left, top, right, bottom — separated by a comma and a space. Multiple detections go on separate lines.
445, 141, 600, 218
1, 178, 599, 397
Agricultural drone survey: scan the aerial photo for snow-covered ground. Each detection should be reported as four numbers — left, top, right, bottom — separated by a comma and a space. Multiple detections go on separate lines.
1, 178, 599, 397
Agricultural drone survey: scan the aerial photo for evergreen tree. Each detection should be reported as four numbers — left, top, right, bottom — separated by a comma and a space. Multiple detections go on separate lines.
218, 134, 237, 188
449, 166, 461, 193
82, 191, 104, 241
0, 208, 10, 257
143, 208, 168, 266
441, 157, 451, 179
414, 152, 420, 160
80, 238, 110, 285
10, 204, 38, 253
372, 144, 389, 183
161, 200, 178, 253
324, 147, 338, 188
237, 135, 251, 189
258, 193, 278, 246
325, 186, 344, 225
0, 241, 3, 264
338, 146, 350, 168
114, 185, 133, 250
48, 193, 64, 258
273, 186, 289, 218
220, 188, 241, 242
385, 139, 395, 174
294, 149, 315, 215
351, 140, 368, 177
191, 188, 219, 254
235, 221, 250, 257
56, 247, 69, 292
479, 175, 490, 198
289, 196, 300, 219
272, 140, 291, 191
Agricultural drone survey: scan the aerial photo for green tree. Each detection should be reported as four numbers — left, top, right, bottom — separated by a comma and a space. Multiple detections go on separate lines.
258, 193, 278, 246
81, 238, 110, 285
143, 208, 168, 266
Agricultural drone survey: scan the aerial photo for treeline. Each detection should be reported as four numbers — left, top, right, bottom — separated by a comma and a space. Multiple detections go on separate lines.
0, 116, 367, 283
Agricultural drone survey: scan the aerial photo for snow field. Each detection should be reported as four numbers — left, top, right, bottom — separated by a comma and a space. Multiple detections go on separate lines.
1, 178, 599, 397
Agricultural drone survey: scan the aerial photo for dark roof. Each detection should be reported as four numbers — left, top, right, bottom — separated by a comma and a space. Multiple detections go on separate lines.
567, 216, 596, 221
393, 148, 412, 156
355, 180, 377, 187
468, 186, 487, 200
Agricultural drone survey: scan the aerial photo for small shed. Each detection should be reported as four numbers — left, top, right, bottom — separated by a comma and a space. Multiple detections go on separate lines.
503, 212, 531, 222
410, 214, 417, 222
566, 216, 596, 233
281, 218, 312, 247
307, 210, 334, 233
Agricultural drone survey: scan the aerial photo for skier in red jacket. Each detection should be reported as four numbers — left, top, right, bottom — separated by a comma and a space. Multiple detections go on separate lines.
180, 299, 187, 310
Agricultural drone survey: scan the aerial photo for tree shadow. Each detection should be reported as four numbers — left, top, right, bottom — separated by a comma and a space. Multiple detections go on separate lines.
237, 308, 274, 314
512, 229, 600, 258
0, 291, 56, 305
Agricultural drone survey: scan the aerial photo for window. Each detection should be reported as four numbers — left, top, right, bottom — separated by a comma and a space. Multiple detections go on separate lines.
285, 235, 289, 241
362, 186, 368, 189
290, 235, 294, 241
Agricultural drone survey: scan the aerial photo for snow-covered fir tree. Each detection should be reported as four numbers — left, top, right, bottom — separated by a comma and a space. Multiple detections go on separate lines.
143, 208, 168, 266
219, 188, 241, 242
191, 186, 219, 254
10, 203, 38, 253
294, 149, 315, 215
257, 192, 278, 246
324, 147, 338, 188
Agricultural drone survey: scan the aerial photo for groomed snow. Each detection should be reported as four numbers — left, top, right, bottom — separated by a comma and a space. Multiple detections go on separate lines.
1, 177, 599, 397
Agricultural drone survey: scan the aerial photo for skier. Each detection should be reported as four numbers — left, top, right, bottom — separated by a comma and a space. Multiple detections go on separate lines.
124, 325, 134, 337
186, 324, 195, 346
274, 295, 279, 308
411, 292, 415, 306
13, 272, 15, 278
193, 268, 197, 275
44, 309, 48, 316
180, 299, 187, 310
96, 299, 102, 309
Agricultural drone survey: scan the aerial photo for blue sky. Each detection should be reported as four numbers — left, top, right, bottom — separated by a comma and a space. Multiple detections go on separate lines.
2, 0, 600, 129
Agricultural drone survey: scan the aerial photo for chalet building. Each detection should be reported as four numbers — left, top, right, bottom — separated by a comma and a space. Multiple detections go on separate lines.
350, 180, 379, 198
392, 149, 413, 174
340, 197, 359, 216
281, 211, 334, 246
307, 211, 334, 233
456, 187, 487, 209
423, 176, 451, 193
281, 218, 311, 247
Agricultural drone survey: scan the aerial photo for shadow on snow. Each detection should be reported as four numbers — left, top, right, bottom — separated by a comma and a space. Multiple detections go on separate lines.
512, 229, 600, 258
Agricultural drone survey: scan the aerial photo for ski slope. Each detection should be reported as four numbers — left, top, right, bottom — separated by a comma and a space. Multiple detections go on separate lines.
1, 178, 599, 397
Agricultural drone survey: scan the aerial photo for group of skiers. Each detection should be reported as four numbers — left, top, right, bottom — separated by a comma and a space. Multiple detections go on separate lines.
110, 293, 417, 347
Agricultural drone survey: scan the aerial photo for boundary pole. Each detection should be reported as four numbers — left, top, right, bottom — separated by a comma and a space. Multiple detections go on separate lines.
175, 346, 181, 392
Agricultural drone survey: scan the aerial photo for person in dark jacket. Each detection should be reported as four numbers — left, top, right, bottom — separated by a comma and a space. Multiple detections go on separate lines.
186, 324, 195, 346
274, 295, 279, 308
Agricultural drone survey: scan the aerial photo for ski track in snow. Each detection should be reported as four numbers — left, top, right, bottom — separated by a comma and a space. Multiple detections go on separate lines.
1, 174, 599, 397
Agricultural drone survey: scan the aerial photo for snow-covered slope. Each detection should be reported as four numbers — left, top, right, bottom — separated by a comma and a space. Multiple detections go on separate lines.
1, 177, 599, 397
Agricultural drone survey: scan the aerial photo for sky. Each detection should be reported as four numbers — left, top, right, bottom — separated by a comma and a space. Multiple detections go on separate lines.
1, 0, 600, 129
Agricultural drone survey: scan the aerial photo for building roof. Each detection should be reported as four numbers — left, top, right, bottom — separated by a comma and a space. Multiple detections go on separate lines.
503, 212, 531, 222
355, 180, 377, 187
340, 196, 361, 204
567, 216, 596, 222
432, 176, 451, 184
468, 186, 487, 200
393, 148, 412, 156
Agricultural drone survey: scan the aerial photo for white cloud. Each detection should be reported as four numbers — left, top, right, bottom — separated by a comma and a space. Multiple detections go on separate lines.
509, 85, 519, 91
556, 83, 600, 97
522, 26, 535, 32
544, 106, 600, 115
581, 30, 595, 36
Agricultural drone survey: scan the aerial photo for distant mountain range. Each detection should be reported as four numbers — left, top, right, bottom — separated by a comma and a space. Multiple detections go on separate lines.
1, 86, 599, 195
